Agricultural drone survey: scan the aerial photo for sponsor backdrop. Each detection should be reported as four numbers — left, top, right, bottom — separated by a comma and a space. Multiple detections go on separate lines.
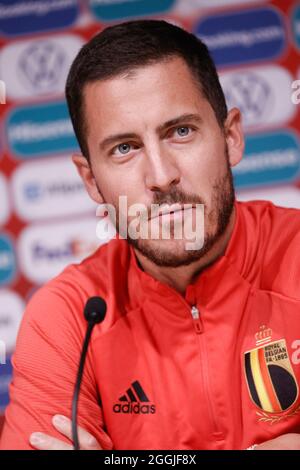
0, 0, 300, 432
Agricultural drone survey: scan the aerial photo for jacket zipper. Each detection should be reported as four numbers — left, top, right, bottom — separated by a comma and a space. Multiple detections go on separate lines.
162, 286, 224, 443
190, 304, 224, 442
191, 305, 203, 334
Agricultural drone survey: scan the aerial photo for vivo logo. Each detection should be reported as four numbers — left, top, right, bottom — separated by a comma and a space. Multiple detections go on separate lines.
11, 156, 95, 221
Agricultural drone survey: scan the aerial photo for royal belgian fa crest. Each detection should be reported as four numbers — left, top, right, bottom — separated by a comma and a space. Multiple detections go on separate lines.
244, 333, 299, 422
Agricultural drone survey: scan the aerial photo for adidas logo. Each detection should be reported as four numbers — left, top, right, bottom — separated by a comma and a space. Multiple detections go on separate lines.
113, 380, 156, 414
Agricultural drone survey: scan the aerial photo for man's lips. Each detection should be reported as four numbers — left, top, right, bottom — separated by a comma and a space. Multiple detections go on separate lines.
148, 204, 196, 221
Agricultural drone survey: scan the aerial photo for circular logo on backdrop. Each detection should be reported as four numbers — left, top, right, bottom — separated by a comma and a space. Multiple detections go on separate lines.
0, 34, 84, 101
0, 234, 17, 286
18, 41, 65, 92
220, 65, 296, 130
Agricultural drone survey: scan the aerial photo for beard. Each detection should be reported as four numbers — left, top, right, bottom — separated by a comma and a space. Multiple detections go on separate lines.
126, 152, 235, 268
100, 146, 235, 268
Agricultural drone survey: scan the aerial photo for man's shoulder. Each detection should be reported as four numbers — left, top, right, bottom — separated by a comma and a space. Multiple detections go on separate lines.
258, 199, 299, 243
240, 200, 300, 298
239, 198, 300, 224
22, 237, 129, 335
42, 237, 124, 295
51, 235, 129, 290
239, 199, 300, 243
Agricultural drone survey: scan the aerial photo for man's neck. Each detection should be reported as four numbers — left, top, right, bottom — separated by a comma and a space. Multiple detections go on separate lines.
134, 206, 236, 295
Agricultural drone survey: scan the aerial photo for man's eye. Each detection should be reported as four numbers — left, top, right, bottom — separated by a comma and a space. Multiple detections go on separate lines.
114, 143, 131, 155
175, 126, 192, 137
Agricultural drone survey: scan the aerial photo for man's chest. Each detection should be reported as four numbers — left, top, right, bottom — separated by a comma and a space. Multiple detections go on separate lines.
91, 287, 300, 449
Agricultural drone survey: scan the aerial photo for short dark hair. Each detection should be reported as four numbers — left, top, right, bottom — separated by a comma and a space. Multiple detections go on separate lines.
65, 19, 227, 160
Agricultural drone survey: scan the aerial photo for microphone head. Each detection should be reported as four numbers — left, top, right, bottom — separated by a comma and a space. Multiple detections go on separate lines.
84, 297, 107, 324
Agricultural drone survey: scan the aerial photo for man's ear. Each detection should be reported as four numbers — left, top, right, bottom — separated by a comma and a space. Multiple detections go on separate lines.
225, 107, 244, 168
72, 153, 104, 204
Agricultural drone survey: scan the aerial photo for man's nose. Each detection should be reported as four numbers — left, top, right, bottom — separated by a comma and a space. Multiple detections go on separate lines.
144, 145, 181, 193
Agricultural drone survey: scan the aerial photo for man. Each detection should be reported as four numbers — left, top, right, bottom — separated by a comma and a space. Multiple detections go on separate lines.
1, 20, 300, 450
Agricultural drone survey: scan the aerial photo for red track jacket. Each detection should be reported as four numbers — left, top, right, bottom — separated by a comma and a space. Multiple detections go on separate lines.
1, 200, 300, 450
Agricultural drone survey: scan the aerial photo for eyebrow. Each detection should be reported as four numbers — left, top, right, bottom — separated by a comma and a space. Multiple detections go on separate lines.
98, 113, 203, 151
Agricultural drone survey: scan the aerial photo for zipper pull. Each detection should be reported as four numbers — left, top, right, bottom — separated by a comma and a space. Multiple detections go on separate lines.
191, 305, 203, 334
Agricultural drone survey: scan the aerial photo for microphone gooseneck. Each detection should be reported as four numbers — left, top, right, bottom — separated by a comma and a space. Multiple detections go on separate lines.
72, 296, 107, 450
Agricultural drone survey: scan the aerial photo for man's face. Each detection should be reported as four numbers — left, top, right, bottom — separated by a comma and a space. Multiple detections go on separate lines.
75, 56, 243, 267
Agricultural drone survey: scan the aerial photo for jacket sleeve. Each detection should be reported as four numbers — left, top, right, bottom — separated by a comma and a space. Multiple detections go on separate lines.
0, 284, 112, 450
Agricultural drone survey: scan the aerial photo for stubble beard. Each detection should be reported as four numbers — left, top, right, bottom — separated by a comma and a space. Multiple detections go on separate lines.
126, 155, 235, 268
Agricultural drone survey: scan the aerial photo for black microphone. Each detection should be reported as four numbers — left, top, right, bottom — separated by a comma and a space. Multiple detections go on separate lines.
72, 296, 107, 450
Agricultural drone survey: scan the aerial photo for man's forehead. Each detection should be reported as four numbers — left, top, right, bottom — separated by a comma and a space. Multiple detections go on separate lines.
82, 57, 210, 137
83, 56, 199, 100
